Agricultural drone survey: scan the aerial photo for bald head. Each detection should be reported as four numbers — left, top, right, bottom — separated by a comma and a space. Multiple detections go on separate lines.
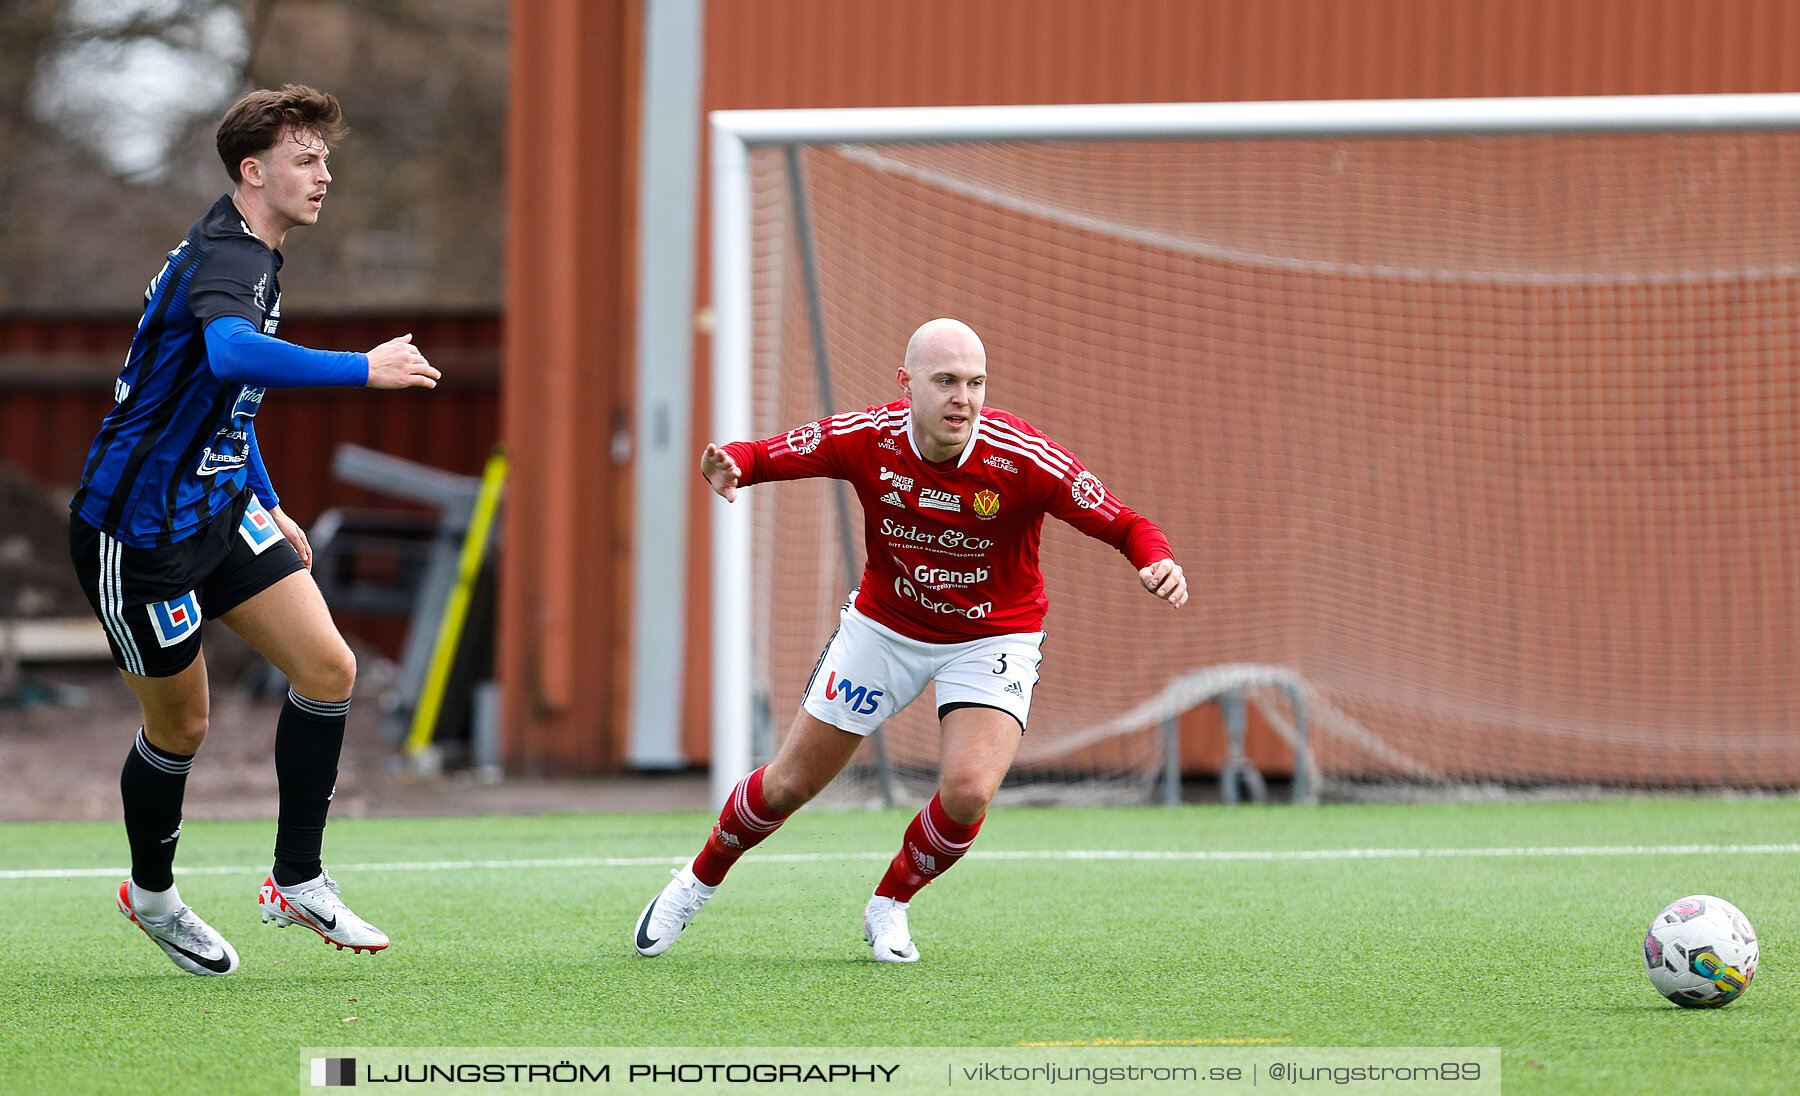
898, 318, 987, 462
904, 318, 985, 374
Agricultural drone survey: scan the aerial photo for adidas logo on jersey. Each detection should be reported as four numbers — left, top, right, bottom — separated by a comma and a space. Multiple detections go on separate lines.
881, 491, 906, 507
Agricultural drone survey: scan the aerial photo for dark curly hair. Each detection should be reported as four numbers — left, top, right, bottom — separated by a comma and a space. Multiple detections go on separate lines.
216, 84, 348, 183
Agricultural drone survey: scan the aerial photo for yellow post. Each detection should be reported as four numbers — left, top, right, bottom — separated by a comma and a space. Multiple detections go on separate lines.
408, 448, 509, 756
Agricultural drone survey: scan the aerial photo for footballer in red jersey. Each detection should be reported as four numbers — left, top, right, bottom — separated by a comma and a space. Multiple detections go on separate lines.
634, 319, 1186, 963
720, 395, 1174, 643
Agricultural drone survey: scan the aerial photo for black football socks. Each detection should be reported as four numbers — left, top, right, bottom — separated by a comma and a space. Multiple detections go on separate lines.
120, 728, 192, 894
272, 688, 350, 887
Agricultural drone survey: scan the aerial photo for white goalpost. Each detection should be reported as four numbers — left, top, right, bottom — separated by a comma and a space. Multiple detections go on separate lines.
709, 94, 1800, 810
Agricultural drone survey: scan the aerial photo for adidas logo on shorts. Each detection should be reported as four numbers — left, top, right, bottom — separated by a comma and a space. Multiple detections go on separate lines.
1004, 680, 1024, 697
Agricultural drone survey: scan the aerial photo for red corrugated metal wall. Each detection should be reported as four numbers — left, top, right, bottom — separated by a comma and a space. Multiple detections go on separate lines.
702, 0, 1799, 108
663, 0, 1800, 773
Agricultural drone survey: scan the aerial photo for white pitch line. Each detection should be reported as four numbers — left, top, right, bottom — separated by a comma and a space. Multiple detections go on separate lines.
4, 843, 1798, 881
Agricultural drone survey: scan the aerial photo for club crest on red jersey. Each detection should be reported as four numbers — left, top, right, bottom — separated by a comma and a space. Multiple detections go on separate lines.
973, 489, 1001, 518
785, 422, 824, 455
1071, 471, 1106, 510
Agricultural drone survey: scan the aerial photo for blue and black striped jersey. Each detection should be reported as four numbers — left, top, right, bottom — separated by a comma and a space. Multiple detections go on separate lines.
71, 195, 284, 547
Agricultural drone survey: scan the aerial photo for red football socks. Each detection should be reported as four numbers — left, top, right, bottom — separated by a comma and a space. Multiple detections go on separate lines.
875, 792, 983, 902
691, 765, 792, 887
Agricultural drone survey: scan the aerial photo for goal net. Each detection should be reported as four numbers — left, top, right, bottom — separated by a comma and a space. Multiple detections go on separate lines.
708, 97, 1800, 807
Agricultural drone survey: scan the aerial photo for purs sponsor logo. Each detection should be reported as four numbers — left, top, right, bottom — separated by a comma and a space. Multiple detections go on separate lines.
919, 488, 961, 512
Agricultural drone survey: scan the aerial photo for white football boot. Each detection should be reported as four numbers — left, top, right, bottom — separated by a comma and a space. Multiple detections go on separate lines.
634, 862, 717, 957
259, 870, 389, 953
862, 894, 919, 963
118, 880, 240, 975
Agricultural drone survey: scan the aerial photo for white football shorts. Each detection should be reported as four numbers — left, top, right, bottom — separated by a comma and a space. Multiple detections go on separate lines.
800, 603, 1044, 736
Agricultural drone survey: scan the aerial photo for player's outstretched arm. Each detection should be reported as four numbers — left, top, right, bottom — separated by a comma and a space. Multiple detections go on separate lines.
701, 442, 743, 502
1138, 558, 1188, 608
365, 333, 439, 389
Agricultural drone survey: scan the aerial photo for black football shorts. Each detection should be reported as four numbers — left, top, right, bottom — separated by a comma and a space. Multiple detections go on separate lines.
69, 492, 305, 678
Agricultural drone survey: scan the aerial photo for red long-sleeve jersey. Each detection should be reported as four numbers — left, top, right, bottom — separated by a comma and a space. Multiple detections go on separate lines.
725, 399, 1173, 644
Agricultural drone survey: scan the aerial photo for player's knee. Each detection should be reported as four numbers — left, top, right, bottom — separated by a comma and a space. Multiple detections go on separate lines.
294, 642, 356, 702
936, 778, 994, 825
146, 710, 209, 755
760, 766, 822, 814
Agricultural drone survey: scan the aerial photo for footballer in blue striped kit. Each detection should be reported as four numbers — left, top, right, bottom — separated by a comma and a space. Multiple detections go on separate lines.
68, 84, 440, 975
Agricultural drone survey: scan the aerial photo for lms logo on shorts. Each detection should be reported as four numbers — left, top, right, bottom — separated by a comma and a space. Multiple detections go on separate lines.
147, 592, 201, 648
239, 495, 281, 555
824, 672, 883, 716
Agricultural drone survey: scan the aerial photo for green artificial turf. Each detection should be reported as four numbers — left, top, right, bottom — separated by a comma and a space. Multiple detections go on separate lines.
1, 798, 1795, 1094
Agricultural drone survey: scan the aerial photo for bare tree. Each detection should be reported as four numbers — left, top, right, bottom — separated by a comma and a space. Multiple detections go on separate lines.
0, 0, 508, 314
